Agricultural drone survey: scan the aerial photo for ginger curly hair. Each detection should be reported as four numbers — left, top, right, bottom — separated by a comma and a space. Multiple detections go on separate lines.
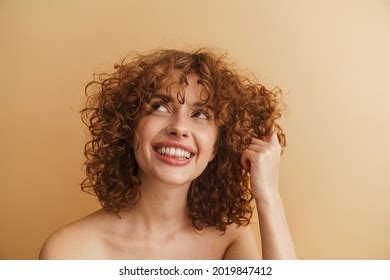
80, 48, 286, 233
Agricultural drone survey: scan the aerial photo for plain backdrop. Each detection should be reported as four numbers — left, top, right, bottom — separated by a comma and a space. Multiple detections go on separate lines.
1, 0, 389, 259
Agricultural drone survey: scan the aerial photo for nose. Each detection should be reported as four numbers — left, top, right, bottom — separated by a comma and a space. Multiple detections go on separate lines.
165, 115, 190, 138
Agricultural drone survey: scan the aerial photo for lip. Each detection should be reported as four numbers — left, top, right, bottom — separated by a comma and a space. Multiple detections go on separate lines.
154, 151, 194, 166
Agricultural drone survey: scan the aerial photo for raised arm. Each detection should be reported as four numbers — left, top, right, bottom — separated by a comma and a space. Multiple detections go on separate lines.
241, 132, 296, 259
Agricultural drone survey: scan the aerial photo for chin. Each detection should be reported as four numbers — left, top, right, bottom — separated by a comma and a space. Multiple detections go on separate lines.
157, 176, 193, 187
151, 169, 195, 187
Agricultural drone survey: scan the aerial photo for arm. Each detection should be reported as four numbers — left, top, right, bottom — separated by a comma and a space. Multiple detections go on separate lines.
256, 194, 296, 259
241, 132, 297, 259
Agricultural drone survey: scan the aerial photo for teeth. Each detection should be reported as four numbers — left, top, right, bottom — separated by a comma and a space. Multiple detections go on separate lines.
156, 146, 191, 159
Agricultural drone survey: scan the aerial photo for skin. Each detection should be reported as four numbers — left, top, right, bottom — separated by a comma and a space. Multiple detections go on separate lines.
241, 134, 297, 259
39, 73, 296, 260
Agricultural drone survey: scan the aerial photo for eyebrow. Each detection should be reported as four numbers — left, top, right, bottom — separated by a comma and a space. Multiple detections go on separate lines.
151, 93, 212, 109
151, 93, 173, 103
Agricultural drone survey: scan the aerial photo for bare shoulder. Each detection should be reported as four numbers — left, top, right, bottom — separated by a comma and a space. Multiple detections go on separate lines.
39, 209, 107, 259
222, 223, 261, 260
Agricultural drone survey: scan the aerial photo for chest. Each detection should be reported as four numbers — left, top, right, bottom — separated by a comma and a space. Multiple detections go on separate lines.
100, 229, 231, 260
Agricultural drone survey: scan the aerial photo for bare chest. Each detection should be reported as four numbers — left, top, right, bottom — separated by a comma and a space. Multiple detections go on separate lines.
99, 229, 232, 260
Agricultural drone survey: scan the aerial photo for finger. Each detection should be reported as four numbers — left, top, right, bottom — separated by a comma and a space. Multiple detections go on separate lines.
240, 150, 250, 171
241, 149, 257, 171
250, 137, 268, 145
249, 135, 281, 156
246, 143, 268, 153
263, 131, 280, 147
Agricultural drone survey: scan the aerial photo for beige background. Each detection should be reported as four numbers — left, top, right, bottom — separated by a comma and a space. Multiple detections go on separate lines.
1, 0, 389, 259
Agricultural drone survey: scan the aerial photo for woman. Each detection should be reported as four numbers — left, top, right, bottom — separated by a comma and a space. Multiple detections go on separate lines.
39, 48, 296, 259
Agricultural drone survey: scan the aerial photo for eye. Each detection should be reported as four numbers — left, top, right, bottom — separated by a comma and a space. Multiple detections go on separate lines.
151, 102, 169, 113
192, 110, 211, 119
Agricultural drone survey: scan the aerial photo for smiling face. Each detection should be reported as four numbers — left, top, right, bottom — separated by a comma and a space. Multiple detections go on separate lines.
133, 73, 219, 187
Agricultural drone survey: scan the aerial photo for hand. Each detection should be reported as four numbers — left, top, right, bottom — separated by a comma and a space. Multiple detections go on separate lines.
241, 131, 282, 202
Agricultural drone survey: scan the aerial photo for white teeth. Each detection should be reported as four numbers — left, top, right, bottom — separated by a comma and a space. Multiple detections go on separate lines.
156, 146, 192, 159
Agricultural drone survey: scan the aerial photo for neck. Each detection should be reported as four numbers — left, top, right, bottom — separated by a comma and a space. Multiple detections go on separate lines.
120, 175, 192, 235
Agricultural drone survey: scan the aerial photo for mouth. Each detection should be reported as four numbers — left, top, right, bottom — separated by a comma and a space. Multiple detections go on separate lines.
152, 143, 196, 166
153, 146, 195, 159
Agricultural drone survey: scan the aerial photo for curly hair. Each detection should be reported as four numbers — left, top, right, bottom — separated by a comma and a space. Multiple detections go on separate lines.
80, 47, 286, 233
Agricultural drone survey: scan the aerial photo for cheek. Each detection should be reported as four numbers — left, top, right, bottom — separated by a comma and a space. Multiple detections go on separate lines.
134, 117, 162, 145
198, 128, 218, 154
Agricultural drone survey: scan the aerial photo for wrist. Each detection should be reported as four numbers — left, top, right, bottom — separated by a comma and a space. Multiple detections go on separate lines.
255, 191, 283, 210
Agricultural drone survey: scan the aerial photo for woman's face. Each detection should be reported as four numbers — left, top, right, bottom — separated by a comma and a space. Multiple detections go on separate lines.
133, 73, 218, 187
